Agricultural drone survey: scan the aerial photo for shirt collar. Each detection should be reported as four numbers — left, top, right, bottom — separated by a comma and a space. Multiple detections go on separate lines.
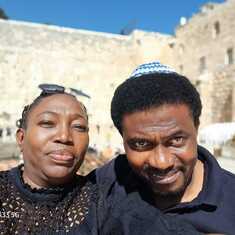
196, 145, 225, 206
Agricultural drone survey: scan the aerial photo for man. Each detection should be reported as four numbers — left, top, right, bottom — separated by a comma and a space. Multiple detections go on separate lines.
96, 61, 235, 234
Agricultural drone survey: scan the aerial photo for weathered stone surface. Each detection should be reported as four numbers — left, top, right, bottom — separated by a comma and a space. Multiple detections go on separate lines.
0, 0, 235, 156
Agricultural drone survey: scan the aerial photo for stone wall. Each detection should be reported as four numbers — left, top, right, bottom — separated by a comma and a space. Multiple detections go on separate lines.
210, 67, 235, 123
197, 65, 235, 127
171, 0, 235, 126
0, 0, 235, 157
173, 0, 235, 82
0, 18, 176, 152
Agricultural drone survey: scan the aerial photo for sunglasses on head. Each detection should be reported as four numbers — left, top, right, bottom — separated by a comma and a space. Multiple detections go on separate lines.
38, 83, 91, 98
38, 84, 65, 95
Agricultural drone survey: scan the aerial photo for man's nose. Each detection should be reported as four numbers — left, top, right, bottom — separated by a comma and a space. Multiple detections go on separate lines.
55, 123, 73, 144
149, 146, 175, 172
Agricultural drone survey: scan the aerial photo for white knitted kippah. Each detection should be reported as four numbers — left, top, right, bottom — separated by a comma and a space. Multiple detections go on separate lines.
129, 61, 176, 79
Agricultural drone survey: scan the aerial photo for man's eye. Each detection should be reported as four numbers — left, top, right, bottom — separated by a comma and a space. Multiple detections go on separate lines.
135, 140, 148, 147
170, 136, 184, 146
130, 139, 152, 150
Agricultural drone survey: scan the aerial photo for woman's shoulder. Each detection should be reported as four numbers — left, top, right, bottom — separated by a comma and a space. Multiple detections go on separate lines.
0, 166, 18, 200
0, 168, 9, 177
0, 166, 15, 182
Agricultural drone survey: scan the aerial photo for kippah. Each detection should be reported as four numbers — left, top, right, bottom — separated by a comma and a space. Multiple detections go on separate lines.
129, 61, 176, 79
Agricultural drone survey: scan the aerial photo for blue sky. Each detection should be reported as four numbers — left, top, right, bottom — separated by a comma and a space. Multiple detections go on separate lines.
0, 0, 224, 35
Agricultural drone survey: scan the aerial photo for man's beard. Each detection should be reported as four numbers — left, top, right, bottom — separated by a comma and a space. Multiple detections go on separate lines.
150, 180, 186, 197
140, 164, 189, 198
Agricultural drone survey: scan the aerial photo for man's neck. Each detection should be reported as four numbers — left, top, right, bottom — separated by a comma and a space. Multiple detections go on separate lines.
154, 193, 183, 210
181, 159, 204, 203
154, 159, 204, 210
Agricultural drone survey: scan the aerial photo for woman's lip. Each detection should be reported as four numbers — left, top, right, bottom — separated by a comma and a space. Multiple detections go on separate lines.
48, 151, 74, 162
150, 171, 181, 184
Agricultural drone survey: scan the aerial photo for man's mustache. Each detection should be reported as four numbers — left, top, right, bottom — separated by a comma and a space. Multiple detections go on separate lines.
143, 164, 184, 177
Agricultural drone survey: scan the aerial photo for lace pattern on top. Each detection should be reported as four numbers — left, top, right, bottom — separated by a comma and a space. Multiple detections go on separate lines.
0, 166, 97, 234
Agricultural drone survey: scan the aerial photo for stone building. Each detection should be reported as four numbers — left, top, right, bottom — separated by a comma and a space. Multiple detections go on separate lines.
171, 0, 235, 127
0, 0, 234, 158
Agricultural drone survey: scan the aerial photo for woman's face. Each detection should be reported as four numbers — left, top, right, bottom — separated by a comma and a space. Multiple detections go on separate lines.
16, 94, 89, 188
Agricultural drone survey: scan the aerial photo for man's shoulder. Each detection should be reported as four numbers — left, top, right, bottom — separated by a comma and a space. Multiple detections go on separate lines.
220, 166, 235, 186
95, 154, 130, 185
198, 145, 235, 180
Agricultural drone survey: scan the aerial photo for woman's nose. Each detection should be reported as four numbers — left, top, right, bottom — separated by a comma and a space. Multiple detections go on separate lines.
55, 123, 73, 144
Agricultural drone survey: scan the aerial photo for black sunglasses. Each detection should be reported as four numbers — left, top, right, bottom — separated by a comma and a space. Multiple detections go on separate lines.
38, 83, 91, 99
38, 84, 65, 94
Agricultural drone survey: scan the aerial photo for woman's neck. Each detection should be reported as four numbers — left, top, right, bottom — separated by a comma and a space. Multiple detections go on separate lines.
22, 169, 47, 189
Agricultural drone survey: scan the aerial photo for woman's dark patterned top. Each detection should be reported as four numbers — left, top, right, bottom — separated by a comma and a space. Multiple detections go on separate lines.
0, 165, 99, 235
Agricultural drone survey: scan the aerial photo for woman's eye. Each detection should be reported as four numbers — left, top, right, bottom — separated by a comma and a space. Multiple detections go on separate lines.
72, 124, 88, 132
38, 120, 54, 128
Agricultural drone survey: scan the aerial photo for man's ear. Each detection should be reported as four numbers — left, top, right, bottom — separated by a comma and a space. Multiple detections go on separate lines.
16, 128, 25, 152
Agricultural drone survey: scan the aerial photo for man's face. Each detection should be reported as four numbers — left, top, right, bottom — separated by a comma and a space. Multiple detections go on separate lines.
122, 104, 198, 196
17, 94, 89, 187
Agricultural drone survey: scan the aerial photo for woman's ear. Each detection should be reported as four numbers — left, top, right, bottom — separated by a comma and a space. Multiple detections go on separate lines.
16, 128, 25, 152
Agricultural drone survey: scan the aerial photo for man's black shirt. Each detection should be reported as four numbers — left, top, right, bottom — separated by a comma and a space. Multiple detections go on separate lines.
96, 146, 235, 234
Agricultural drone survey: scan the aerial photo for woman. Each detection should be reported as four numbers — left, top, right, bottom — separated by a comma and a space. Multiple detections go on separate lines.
0, 84, 100, 234
0, 84, 201, 235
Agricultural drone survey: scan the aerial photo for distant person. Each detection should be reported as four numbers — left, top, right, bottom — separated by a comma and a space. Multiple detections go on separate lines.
96, 61, 235, 234
0, 83, 201, 235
